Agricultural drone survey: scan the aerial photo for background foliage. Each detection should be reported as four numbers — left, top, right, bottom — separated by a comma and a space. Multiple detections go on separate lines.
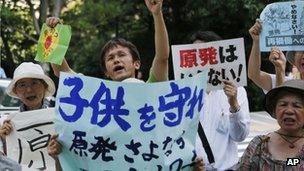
0, 0, 289, 111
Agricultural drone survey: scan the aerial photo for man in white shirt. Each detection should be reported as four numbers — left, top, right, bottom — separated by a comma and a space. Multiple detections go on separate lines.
191, 31, 250, 170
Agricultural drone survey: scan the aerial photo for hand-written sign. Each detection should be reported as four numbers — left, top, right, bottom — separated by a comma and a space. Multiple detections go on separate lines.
260, 1, 304, 51
55, 72, 207, 171
6, 108, 55, 170
171, 38, 247, 91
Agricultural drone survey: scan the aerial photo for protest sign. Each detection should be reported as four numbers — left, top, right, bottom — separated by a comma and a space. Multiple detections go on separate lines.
260, 1, 304, 51
35, 23, 71, 65
171, 38, 246, 91
6, 108, 55, 170
55, 72, 207, 171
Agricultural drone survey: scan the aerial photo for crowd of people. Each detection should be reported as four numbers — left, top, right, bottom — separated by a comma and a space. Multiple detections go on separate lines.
0, 0, 303, 170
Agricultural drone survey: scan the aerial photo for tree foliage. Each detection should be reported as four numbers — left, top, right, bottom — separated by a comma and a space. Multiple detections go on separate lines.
1, 0, 280, 111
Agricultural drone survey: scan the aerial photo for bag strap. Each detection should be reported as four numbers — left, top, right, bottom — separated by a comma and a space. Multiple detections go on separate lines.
197, 121, 215, 164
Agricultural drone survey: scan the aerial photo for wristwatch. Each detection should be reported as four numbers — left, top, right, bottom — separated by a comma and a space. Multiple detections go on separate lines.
229, 105, 240, 113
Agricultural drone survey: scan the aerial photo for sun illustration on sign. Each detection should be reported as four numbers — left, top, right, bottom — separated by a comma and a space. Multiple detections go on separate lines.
41, 28, 59, 59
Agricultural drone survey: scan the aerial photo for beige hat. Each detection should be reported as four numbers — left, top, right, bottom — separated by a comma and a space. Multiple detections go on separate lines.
6, 62, 56, 98
264, 79, 304, 118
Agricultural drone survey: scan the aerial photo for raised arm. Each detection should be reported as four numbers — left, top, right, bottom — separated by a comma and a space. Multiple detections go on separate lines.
247, 19, 272, 91
50, 58, 75, 77
222, 80, 250, 142
46, 17, 75, 77
145, 0, 169, 82
268, 47, 286, 87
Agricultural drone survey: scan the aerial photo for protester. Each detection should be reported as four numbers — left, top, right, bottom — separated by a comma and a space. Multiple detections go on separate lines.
191, 31, 250, 170
248, 19, 304, 92
237, 79, 304, 170
46, 0, 207, 170
0, 62, 56, 169
47, 0, 169, 83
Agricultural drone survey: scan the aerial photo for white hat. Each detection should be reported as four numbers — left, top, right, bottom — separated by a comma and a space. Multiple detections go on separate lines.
6, 62, 56, 98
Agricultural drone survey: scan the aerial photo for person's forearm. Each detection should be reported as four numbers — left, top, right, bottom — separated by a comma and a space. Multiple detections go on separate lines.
229, 89, 250, 142
248, 40, 261, 81
275, 67, 285, 87
229, 111, 250, 141
0, 138, 5, 155
151, 11, 169, 81
153, 12, 169, 62
51, 58, 75, 77
54, 158, 63, 171
228, 97, 240, 113
247, 40, 273, 91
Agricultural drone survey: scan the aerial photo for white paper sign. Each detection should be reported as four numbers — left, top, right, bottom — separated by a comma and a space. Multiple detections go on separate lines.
172, 38, 247, 91
6, 108, 55, 170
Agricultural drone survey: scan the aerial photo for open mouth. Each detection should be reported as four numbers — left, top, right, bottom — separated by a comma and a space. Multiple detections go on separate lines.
114, 65, 124, 72
26, 95, 37, 101
283, 118, 296, 125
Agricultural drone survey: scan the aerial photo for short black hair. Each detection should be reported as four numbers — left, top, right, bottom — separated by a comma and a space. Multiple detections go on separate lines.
190, 31, 222, 43
99, 38, 140, 77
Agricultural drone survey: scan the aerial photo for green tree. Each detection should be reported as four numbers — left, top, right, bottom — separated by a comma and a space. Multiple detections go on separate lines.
1, 0, 67, 77
1, 0, 280, 111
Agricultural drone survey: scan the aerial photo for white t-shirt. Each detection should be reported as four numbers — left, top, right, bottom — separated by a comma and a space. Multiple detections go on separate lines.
262, 74, 293, 94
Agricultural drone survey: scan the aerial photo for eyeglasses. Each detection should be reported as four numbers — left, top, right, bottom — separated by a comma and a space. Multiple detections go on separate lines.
15, 79, 44, 91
